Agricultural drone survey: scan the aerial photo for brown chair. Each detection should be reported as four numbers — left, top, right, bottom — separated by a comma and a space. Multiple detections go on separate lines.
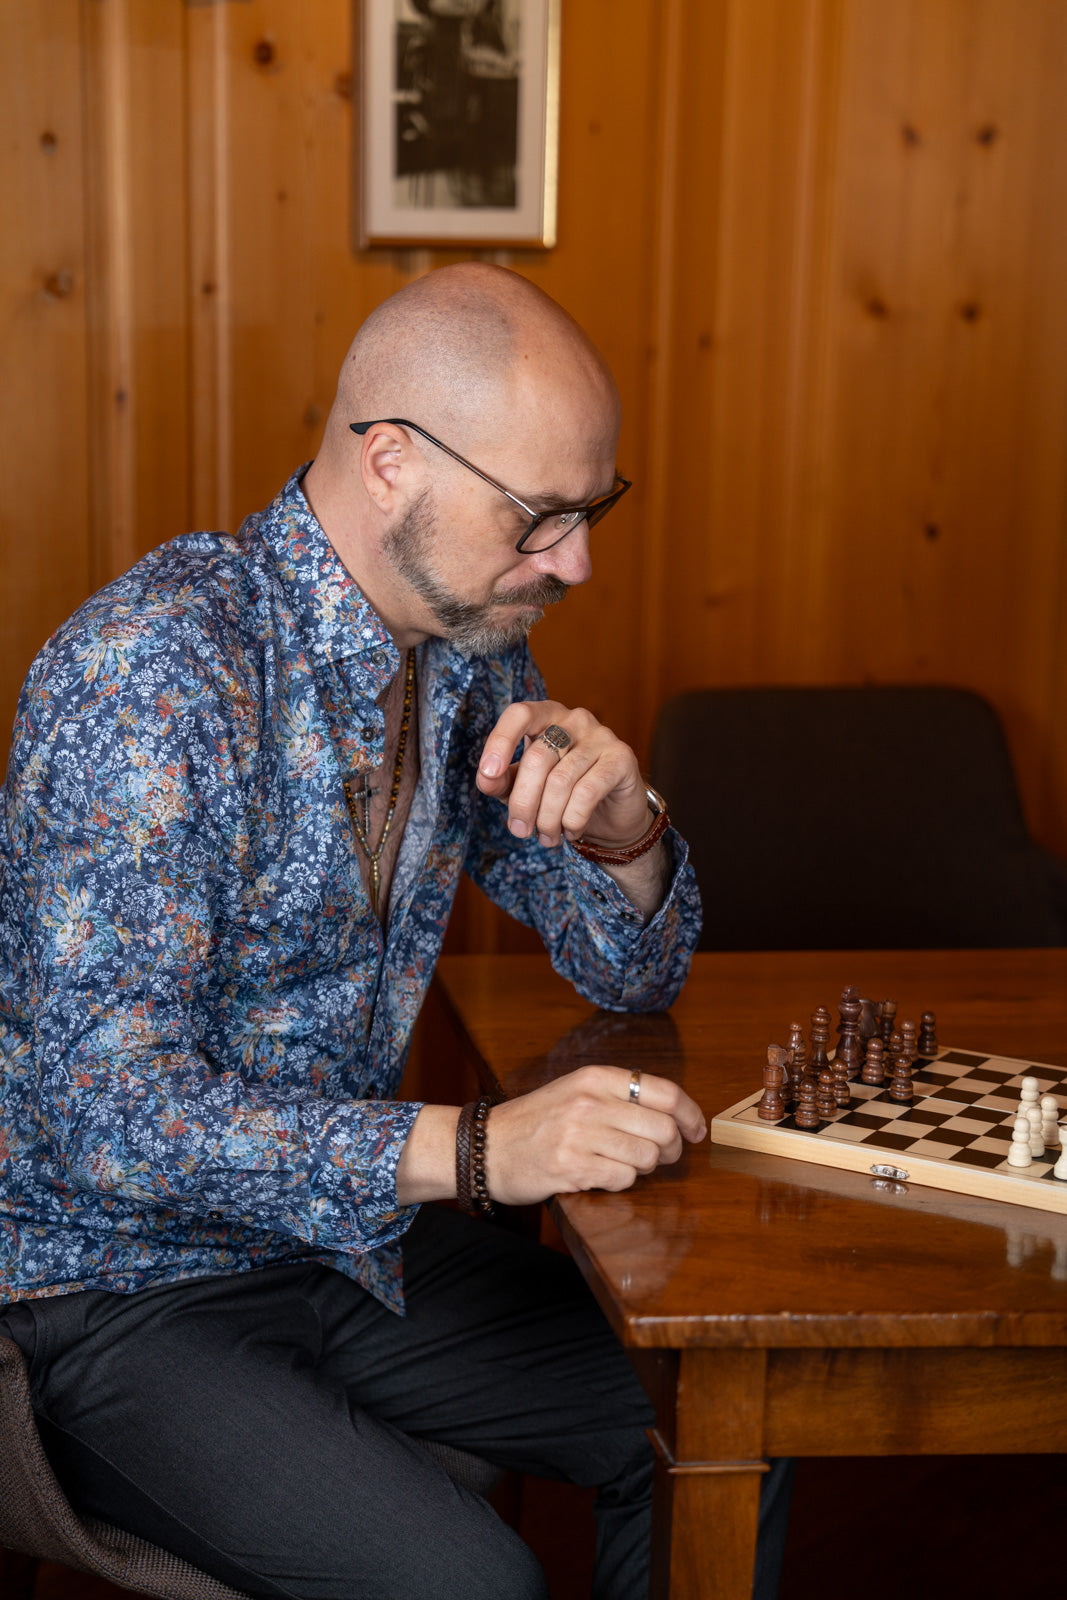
651, 685, 1067, 951
0, 1334, 502, 1599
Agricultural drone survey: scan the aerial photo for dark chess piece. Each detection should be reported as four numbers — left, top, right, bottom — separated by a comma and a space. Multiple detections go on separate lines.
878, 998, 898, 1045
809, 1007, 832, 1074
831, 1051, 852, 1109
795, 1076, 820, 1129
861, 1036, 886, 1086
816, 1065, 838, 1120
758, 1045, 788, 1121
857, 997, 878, 1063
900, 1019, 918, 1071
788, 1022, 807, 1073
918, 1011, 938, 1057
888, 1033, 914, 1103
836, 987, 863, 1081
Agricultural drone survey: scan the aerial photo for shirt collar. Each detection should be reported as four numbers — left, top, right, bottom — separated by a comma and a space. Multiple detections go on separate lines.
254, 465, 400, 690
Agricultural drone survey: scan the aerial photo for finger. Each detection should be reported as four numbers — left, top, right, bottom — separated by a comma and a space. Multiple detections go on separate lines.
476, 700, 570, 789
612, 1069, 708, 1143
525, 747, 602, 847
594, 1124, 680, 1174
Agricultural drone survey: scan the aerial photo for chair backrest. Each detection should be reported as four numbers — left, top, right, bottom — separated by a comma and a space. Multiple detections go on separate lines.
0, 1336, 248, 1599
651, 686, 1067, 951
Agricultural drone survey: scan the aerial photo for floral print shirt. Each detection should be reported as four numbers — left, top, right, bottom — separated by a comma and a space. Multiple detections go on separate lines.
0, 467, 700, 1313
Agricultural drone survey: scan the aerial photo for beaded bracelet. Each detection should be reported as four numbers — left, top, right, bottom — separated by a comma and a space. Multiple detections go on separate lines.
456, 1097, 495, 1216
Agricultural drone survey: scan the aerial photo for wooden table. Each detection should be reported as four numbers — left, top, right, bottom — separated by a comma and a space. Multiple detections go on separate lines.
434, 949, 1067, 1600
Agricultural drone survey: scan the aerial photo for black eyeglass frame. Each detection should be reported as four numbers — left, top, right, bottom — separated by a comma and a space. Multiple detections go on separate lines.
349, 417, 631, 553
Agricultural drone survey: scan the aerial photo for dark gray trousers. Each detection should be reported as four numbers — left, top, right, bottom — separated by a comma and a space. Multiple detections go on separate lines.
2, 1206, 792, 1598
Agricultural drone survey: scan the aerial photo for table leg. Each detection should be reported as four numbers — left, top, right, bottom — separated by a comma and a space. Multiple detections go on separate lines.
644, 1348, 769, 1600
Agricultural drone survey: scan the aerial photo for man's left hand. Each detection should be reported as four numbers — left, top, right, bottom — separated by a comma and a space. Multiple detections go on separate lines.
476, 700, 649, 850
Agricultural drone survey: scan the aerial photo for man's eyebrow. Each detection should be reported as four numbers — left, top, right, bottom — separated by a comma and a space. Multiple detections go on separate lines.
517, 478, 621, 512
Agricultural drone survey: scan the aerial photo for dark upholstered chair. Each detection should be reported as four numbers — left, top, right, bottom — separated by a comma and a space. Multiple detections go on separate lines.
0, 1334, 501, 1599
651, 686, 1067, 952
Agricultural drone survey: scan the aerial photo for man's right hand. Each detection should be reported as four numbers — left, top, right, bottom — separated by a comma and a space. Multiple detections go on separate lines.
395, 1069, 707, 1208
488, 1066, 706, 1204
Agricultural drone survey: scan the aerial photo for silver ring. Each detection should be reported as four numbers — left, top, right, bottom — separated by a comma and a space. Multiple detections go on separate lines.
537, 724, 571, 758
629, 1070, 642, 1103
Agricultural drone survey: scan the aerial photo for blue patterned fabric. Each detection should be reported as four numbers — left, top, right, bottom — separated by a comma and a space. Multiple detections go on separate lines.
0, 468, 700, 1312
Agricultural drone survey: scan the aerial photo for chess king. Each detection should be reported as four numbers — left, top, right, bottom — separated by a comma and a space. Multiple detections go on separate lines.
0, 265, 795, 1599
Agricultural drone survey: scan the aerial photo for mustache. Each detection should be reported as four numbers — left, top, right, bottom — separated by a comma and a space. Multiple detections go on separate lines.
490, 575, 569, 609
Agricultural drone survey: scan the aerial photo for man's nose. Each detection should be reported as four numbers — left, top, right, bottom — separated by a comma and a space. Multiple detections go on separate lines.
530, 524, 592, 586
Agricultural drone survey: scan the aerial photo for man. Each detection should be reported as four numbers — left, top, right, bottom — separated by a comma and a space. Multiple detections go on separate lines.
0, 265, 785, 1598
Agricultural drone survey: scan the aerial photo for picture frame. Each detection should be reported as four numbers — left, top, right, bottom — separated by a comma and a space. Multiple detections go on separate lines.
355, 0, 560, 250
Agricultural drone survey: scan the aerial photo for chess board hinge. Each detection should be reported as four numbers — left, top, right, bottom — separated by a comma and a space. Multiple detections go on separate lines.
870, 1163, 910, 1181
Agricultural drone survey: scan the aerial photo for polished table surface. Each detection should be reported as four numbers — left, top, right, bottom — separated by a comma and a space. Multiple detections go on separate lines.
434, 949, 1067, 1598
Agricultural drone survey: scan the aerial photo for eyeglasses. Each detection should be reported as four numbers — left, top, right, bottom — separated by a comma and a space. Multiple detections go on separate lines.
349, 418, 632, 553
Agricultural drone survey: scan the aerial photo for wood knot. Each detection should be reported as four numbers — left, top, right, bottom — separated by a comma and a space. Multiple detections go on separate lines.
43, 270, 74, 299
334, 71, 352, 100
924, 522, 940, 541
976, 124, 998, 145
39, 130, 57, 153
253, 39, 276, 67
959, 302, 981, 322
866, 296, 889, 319
901, 123, 921, 147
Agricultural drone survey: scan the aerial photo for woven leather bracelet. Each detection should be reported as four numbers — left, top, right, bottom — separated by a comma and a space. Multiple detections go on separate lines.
570, 786, 670, 867
455, 1100, 477, 1214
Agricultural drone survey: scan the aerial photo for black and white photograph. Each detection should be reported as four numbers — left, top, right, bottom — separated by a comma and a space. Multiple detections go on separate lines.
358, 0, 559, 247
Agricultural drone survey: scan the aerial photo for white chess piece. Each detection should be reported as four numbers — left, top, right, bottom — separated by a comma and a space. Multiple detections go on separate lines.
1019, 1078, 1042, 1155
1054, 1127, 1067, 1181
1008, 1115, 1034, 1168
1027, 1103, 1045, 1157
1040, 1094, 1060, 1148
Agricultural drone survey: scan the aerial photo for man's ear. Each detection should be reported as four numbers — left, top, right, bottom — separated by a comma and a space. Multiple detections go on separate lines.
354, 424, 409, 511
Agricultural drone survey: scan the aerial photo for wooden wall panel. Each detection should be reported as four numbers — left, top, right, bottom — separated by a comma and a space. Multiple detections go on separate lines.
2, 0, 1066, 952
0, 0, 92, 746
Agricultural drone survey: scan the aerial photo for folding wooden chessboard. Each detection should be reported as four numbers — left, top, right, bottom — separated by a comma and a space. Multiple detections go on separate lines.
711, 1047, 1067, 1215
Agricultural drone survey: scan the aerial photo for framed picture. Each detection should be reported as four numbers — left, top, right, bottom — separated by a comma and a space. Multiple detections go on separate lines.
355, 0, 560, 250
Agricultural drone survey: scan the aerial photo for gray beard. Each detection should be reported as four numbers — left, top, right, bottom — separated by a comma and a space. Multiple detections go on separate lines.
383, 491, 568, 656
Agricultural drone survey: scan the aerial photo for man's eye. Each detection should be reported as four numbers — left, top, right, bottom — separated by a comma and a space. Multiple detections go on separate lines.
552, 508, 585, 530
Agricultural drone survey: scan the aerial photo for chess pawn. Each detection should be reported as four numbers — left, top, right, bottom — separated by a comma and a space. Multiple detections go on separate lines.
888, 1036, 913, 1104
878, 998, 898, 1045
809, 1008, 832, 1074
816, 1065, 837, 1121
899, 1019, 918, 1070
861, 1037, 886, 1086
857, 997, 878, 1063
795, 1076, 821, 1130
758, 1046, 788, 1121
1018, 1077, 1043, 1155
918, 1011, 938, 1057
1054, 1127, 1067, 1181
1026, 1103, 1045, 1158
831, 1052, 852, 1110
1008, 1116, 1034, 1168
1040, 1094, 1060, 1149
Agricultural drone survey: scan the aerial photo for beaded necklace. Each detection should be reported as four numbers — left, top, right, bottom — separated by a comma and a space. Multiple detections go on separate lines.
342, 648, 416, 918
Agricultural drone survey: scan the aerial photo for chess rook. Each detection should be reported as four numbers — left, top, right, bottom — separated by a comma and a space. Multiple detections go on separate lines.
758, 1046, 788, 1121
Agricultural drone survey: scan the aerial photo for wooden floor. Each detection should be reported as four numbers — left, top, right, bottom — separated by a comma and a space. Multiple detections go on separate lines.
16, 1452, 1067, 1598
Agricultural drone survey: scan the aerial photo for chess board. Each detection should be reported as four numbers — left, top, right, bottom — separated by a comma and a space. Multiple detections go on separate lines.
711, 1047, 1067, 1215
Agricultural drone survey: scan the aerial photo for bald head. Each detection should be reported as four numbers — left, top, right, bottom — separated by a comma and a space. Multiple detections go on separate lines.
318, 263, 620, 469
